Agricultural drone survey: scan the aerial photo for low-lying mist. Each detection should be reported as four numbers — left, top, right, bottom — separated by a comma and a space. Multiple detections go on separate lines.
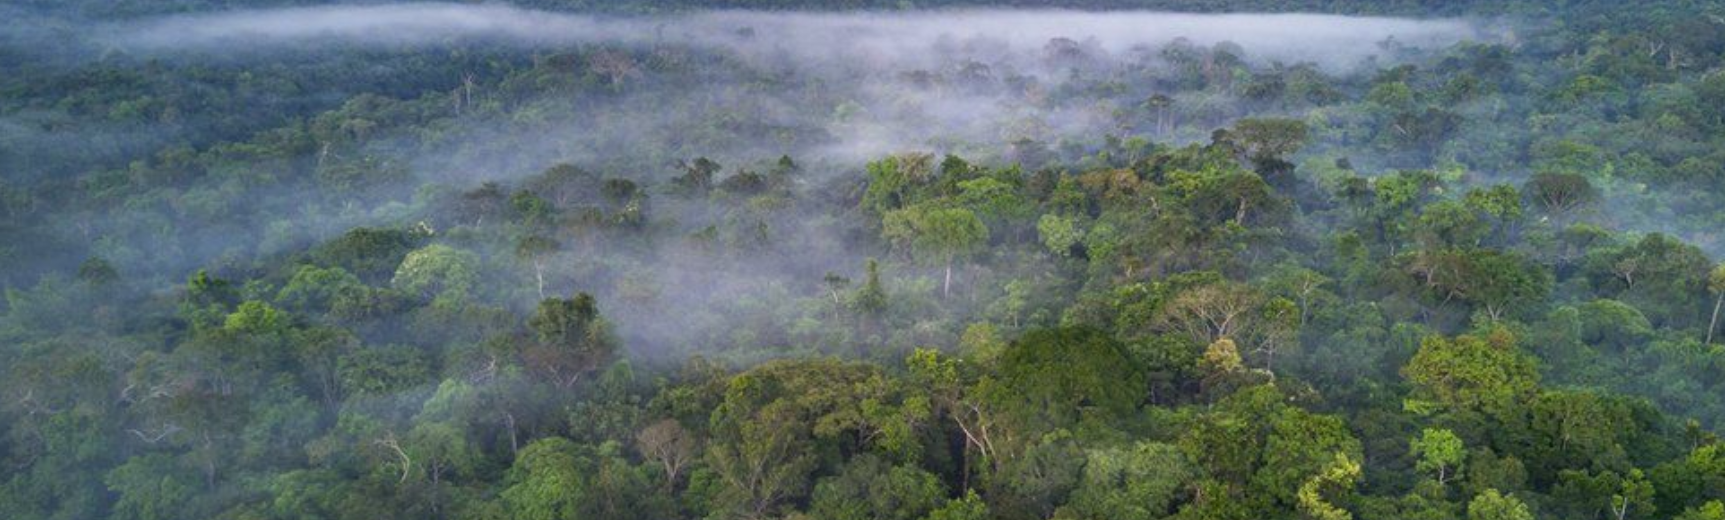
107, 4, 1487, 68
7, 3, 1504, 361
89, 3, 1498, 173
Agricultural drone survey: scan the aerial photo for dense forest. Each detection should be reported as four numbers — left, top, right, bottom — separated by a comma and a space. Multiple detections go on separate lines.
7, 1, 1725, 520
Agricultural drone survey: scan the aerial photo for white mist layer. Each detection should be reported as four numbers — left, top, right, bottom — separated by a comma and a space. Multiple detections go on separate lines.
107, 3, 1487, 69
21, 3, 1512, 359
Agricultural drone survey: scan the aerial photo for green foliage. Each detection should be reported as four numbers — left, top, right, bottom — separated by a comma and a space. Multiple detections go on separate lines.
1296, 452, 1362, 520
337, 344, 429, 396
992, 327, 1145, 431
1057, 442, 1193, 520
103, 454, 195, 520
391, 244, 480, 304
1676, 501, 1725, 520
312, 227, 425, 282
1038, 214, 1085, 258
924, 490, 990, 520
524, 293, 617, 388
1402, 329, 1539, 415
1411, 428, 1466, 485
225, 300, 288, 334
883, 203, 990, 296
809, 455, 946, 520
1229, 117, 1309, 163
276, 265, 364, 312
1467, 490, 1533, 520
501, 438, 588, 520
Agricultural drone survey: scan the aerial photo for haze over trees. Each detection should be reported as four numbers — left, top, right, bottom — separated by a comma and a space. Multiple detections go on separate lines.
7, 1, 1725, 520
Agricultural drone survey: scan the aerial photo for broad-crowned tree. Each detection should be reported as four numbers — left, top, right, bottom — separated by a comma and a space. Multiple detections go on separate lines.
1057, 442, 1194, 520
523, 293, 616, 389
392, 244, 480, 306
1401, 329, 1538, 417
1411, 428, 1465, 487
883, 204, 989, 299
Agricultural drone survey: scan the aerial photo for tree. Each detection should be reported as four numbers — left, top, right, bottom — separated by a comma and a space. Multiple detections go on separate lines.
1467, 490, 1533, 520
1463, 184, 1523, 244
1415, 200, 1486, 249
1230, 117, 1309, 164
1463, 252, 1550, 322
515, 235, 559, 300
1403, 248, 1549, 322
1676, 501, 1725, 520
1257, 407, 1364, 510
993, 434, 1086, 518
524, 293, 617, 388
104, 454, 196, 520
501, 438, 587, 520
809, 455, 946, 520
75, 257, 118, 286
958, 177, 1031, 225
392, 244, 480, 305
862, 154, 935, 215
1610, 469, 1656, 520
675, 157, 722, 195
705, 360, 907, 519
1058, 442, 1193, 520
1411, 428, 1465, 487
224, 300, 288, 335
1038, 214, 1085, 257
1590, 233, 1710, 327
637, 419, 698, 490
1146, 94, 1174, 135
1297, 452, 1362, 520
408, 380, 485, 484
337, 344, 430, 397
1156, 282, 1262, 346
313, 227, 424, 282
511, 189, 553, 227
1527, 391, 1638, 476
527, 163, 599, 207
1707, 264, 1725, 344
275, 265, 363, 312
991, 327, 1145, 433
1464, 448, 1528, 498
1200, 337, 1245, 375
851, 258, 889, 321
459, 182, 509, 225
1197, 338, 1269, 397
1524, 171, 1599, 215
883, 205, 989, 298
1402, 329, 1538, 415
907, 348, 1006, 483
1184, 170, 1280, 226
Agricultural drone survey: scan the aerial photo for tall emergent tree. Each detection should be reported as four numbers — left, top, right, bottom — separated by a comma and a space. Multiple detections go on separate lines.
523, 293, 616, 388
883, 205, 989, 298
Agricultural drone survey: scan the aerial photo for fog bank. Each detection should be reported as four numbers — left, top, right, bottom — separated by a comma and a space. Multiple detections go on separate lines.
108, 4, 1488, 69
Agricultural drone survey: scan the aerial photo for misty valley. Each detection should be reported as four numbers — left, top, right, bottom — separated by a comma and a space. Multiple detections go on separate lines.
4, 2, 1725, 520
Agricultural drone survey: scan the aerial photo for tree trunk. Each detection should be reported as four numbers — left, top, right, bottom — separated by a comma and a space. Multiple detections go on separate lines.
505, 412, 518, 454
960, 444, 970, 492
1709, 293, 1723, 345
534, 259, 546, 300
943, 260, 953, 299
